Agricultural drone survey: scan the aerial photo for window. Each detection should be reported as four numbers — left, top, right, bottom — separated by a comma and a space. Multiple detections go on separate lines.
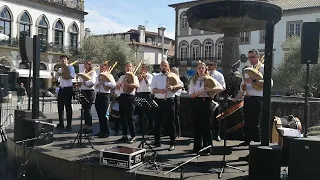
54, 19, 64, 47
37, 15, 49, 51
19, 11, 31, 37
0, 7, 12, 39
125, 34, 130, 41
217, 40, 223, 61
147, 37, 152, 44
191, 40, 201, 61
179, 41, 188, 61
180, 12, 188, 29
203, 39, 214, 60
260, 29, 266, 43
287, 21, 302, 37
240, 31, 250, 43
69, 23, 78, 49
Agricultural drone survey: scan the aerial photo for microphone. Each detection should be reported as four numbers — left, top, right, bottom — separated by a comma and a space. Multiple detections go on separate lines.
35, 120, 57, 128
198, 145, 212, 154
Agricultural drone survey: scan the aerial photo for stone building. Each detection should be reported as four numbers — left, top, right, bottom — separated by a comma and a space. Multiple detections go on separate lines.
169, 0, 320, 74
0, 0, 87, 89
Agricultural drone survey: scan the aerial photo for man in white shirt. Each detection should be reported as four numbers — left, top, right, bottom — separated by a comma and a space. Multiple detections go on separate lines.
94, 62, 116, 138
116, 62, 140, 143
208, 61, 226, 142
151, 60, 184, 151
233, 49, 268, 146
54, 55, 75, 130
136, 64, 154, 135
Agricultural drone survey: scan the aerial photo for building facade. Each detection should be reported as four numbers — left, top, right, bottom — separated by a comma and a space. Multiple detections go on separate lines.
96, 25, 175, 66
169, 0, 320, 74
0, 0, 87, 90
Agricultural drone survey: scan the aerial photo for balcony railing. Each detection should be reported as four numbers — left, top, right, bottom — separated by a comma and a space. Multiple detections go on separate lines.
0, 38, 19, 47
173, 57, 222, 66
41, 0, 84, 11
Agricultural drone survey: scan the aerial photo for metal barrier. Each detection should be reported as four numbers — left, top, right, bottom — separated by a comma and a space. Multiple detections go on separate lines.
0, 100, 81, 127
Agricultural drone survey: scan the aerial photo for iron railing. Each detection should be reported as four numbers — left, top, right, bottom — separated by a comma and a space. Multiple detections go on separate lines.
0, 100, 81, 128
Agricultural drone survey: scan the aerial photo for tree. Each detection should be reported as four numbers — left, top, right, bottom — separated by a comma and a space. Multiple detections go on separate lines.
273, 36, 320, 96
75, 36, 152, 79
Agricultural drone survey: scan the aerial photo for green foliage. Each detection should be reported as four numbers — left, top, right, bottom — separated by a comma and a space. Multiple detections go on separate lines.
273, 36, 320, 95
75, 36, 153, 79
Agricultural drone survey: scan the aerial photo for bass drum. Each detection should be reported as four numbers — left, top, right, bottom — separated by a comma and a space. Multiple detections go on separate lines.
109, 101, 120, 120
217, 100, 245, 140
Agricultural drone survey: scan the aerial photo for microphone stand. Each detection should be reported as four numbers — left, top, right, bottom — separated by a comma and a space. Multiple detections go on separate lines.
164, 145, 212, 180
70, 90, 94, 149
211, 95, 246, 178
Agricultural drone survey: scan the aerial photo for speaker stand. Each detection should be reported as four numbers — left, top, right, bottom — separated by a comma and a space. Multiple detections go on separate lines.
27, 62, 32, 110
303, 63, 310, 137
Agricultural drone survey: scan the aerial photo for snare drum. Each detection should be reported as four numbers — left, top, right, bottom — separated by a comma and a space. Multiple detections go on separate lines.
109, 101, 120, 119
217, 100, 245, 140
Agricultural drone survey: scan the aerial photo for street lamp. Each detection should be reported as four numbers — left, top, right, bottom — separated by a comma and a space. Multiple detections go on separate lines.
158, 27, 166, 61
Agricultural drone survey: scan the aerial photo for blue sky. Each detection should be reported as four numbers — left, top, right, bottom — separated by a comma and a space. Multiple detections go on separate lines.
84, 0, 187, 39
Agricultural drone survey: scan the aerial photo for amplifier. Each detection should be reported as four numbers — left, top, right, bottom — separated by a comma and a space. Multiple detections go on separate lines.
289, 136, 320, 180
100, 146, 146, 169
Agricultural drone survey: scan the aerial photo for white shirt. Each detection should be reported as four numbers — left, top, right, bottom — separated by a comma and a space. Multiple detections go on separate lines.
242, 64, 273, 97
137, 72, 153, 93
95, 73, 116, 94
117, 74, 139, 95
79, 71, 97, 90
189, 78, 222, 97
209, 70, 226, 89
175, 89, 182, 96
56, 66, 75, 88
151, 72, 184, 99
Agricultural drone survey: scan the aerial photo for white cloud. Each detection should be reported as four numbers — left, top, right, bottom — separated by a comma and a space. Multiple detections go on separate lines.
85, 9, 175, 39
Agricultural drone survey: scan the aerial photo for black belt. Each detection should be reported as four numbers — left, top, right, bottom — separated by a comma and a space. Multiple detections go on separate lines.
245, 96, 263, 99
155, 97, 174, 101
59, 86, 72, 89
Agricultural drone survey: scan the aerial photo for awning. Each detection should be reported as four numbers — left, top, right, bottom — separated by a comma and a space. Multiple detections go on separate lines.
16, 69, 53, 79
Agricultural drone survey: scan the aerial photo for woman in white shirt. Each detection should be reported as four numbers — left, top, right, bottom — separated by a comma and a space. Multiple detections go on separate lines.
189, 62, 224, 155
78, 60, 97, 134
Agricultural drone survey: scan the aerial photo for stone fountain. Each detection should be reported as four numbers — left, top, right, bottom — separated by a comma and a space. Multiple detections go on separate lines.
186, 0, 282, 86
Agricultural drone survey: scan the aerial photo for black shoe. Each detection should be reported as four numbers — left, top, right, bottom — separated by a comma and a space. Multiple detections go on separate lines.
94, 132, 102, 136
56, 123, 64, 129
82, 128, 92, 134
117, 136, 128, 142
153, 142, 161, 147
128, 137, 136, 144
168, 145, 175, 151
65, 125, 71, 131
215, 135, 221, 142
238, 141, 250, 146
98, 133, 109, 138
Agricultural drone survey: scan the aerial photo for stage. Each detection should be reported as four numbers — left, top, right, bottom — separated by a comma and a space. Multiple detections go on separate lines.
6, 111, 249, 180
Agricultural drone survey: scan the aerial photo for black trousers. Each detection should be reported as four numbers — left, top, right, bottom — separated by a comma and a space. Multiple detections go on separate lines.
95, 93, 110, 134
191, 97, 214, 150
154, 98, 176, 144
243, 96, 263, 142
136, 92, 153, 133
58, 87, 73, 126
212, 107, 220, 137
174, 95, 181, 136
119, 94, 136, 138
81, 90, 95, 127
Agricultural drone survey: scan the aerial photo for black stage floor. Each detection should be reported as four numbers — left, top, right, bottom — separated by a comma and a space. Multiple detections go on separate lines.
6, 111, 249, 180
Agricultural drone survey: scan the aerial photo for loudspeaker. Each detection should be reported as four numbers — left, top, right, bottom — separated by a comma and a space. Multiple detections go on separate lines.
289, 137, 320, 180
14, 110, 52, 146
7, 71, 19, 91
19, 36, 33, 63
301, 22, 320, 64
0, 74, 8, 99
249, 144, 281, 180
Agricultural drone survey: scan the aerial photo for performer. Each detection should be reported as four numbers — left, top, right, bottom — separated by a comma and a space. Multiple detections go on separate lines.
136, 64, 153, 134
116, 62, 139, 143
171, 67, 181, 138
233, 49, 270, 146
94, 62, 116, 138
78, 60, 97, 134
151, 60, 183, 151
54, 55, 75, 130
208, 61, 226, 142
189, 62, 224, 155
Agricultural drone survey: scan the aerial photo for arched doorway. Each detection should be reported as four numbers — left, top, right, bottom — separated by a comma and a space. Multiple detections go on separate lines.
40, 63, 47, 70
19, 62, 29, 69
